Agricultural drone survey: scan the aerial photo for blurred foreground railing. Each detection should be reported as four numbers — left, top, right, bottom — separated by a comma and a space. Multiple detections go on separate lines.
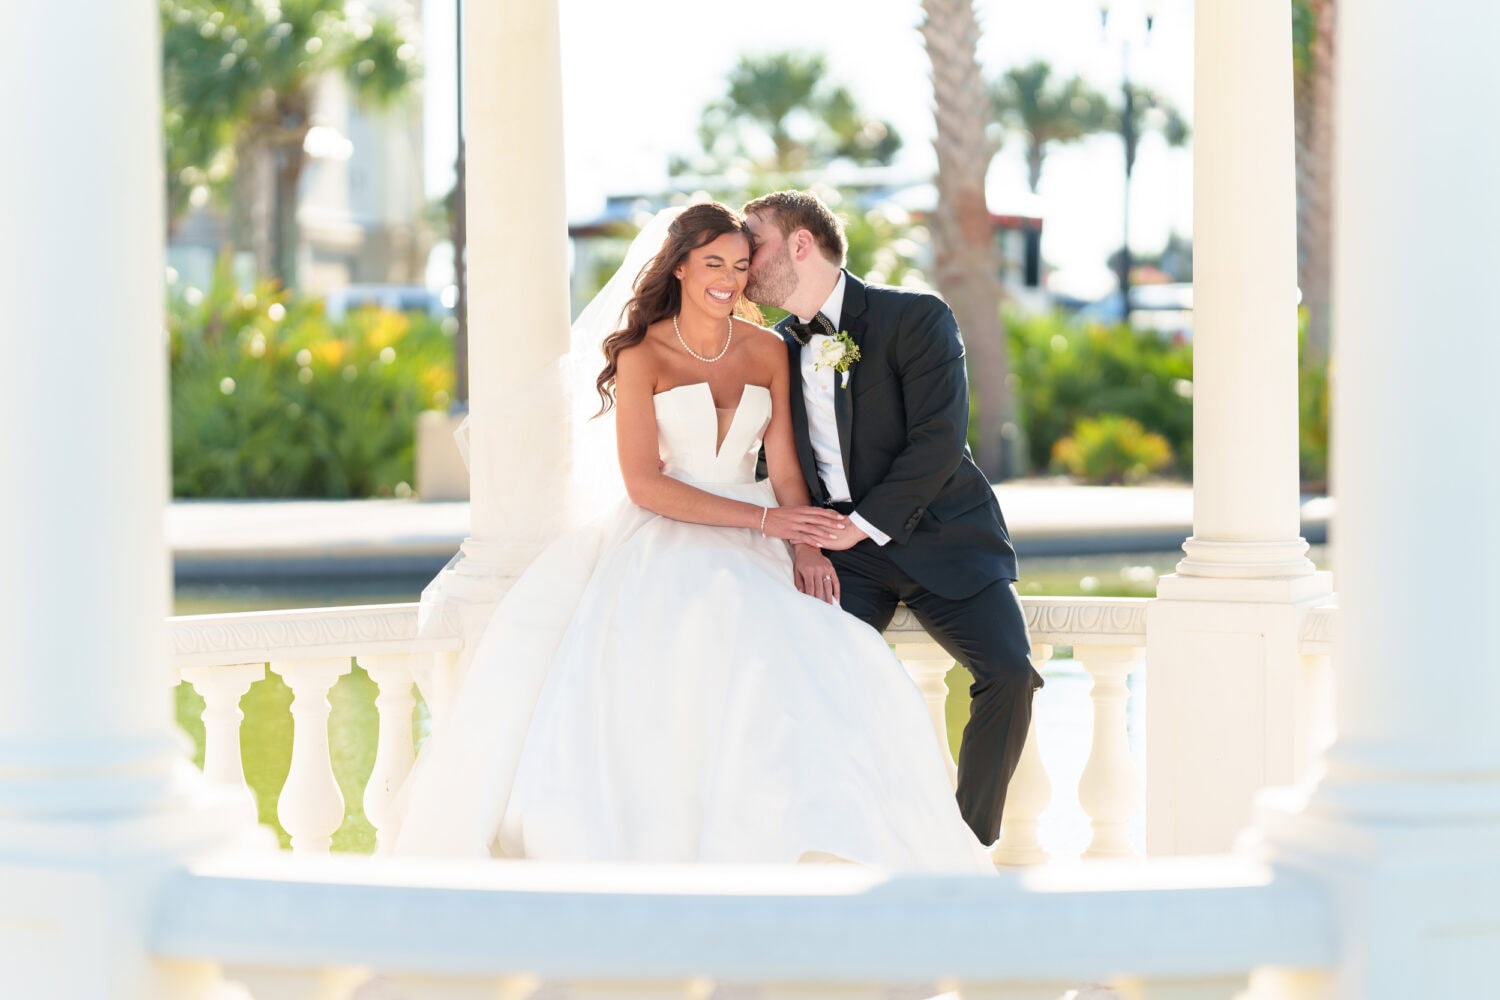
150, 853, 1336, 999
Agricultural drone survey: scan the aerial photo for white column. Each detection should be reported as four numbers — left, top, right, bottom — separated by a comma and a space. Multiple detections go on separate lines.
0, 3, 181, 819
459, 0, 573, 576
1261, 4, 1500, 997
0, 4, 245, 997
1312, 7, 1500, 821
1145, 0, 1333, 855
1176, 0, 1313, 582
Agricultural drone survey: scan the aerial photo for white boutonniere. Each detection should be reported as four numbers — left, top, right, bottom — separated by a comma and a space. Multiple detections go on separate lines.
813, 330, 862, 389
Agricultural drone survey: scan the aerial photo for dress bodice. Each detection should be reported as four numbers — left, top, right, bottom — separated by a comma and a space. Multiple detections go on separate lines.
653, 382, 771, 485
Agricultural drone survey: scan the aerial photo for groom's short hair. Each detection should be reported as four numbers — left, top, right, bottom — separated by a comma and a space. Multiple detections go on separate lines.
743, 190, 847, 267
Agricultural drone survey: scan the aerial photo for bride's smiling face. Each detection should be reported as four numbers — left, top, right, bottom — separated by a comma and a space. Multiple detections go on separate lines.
674, 232, 750, 319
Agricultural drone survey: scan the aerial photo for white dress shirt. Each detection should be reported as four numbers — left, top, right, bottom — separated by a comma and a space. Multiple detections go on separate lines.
797, 273, 891, 546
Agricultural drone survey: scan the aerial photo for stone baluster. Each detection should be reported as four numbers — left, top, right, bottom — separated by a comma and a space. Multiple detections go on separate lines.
373, 975, 518, 999
1077, 645, 1143, 858
760, 985, 887, 1000
990, 643, 1054, 866
1241, 969, 1333, 1000
222, 965, 366, 1000
892, 635, 959, 787
1117, 976, 1252, 999
961, 982, 1106, 1000
271, 657, 353, 853
360, 653, 417, 852
180, 662, 265, 824
567, 982, 699, 1000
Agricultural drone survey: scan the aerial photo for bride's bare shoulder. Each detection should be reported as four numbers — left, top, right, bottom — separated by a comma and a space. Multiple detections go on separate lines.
738, 319, 787, 354
614, 328, 672, 387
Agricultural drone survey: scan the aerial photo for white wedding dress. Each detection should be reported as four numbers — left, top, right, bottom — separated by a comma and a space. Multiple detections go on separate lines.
391, 379, 993, 872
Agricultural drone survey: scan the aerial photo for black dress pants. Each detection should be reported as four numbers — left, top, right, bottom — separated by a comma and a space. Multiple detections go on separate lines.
828, 541, 1042, 846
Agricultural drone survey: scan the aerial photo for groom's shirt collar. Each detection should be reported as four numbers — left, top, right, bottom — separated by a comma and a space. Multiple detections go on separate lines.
796, 271, 846, 331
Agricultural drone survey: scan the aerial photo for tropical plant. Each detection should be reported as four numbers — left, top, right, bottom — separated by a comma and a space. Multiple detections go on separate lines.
160, 0, 419, 286
169, 254, 454, 498
989, 60, 1110, 193
675, 51, 901, 178
920, 0, 1020, 480
1051, 414, 1173, 484
1005, 310, 1194, 474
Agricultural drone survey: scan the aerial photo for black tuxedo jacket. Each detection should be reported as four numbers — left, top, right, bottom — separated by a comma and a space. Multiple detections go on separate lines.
778, 272, 1018, 599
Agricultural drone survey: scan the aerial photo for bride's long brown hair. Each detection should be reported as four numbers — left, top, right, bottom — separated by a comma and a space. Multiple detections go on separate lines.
594, 202, 762, 414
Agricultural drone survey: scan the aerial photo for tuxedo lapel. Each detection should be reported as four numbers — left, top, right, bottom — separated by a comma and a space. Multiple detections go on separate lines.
832, 271, 871, 488
778, 320, 824, 502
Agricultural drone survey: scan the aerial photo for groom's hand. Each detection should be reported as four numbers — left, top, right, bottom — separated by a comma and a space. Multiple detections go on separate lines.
793, 544, 840, 604
820, 519, 869, 551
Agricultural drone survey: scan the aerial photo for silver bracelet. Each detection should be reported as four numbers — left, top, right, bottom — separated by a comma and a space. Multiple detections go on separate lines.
760, 506, 769, 535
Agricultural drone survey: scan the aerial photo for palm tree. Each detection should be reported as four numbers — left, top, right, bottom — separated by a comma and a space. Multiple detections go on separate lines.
989, 60, 1110, 194
161, 0, 418, 287
1294, 0, 1335, 357
1101, 82, 1189, 319
679, 51, 901, 177
920, 0, 1020, 480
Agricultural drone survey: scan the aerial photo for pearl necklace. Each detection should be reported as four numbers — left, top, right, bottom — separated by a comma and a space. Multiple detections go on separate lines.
673, 314, 733, 363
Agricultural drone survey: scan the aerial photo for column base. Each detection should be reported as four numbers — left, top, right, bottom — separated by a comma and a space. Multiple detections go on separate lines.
1157, 568, 1333, 603
1174, 536, 1319, 581
1146, 570, 1334, 855
1255, 782, 1500, 1000
0, 732, 197, 824
0, 768, 270, 998
1293, 745, 1500, 825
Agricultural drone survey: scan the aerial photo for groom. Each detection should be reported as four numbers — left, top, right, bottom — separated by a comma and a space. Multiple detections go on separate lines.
743, 190, 1041, 847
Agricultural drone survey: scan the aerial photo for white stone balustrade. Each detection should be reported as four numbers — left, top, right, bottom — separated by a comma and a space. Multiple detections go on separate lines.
1076, 645, 1144, 859
179, 661, 265, 824
274, 657, 354, 854
361, 654, 419, 854
170, 604, 461, 854
989, 641, 1052, 867
885, 608, 962, 787
169, 597, 1338, 867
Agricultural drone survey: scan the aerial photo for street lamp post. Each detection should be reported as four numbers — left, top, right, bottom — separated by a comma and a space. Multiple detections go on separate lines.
1101, 0, 1157, 326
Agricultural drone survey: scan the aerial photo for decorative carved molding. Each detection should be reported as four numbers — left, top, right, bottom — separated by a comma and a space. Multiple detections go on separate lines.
171, 603, 461, 669
175, 596, 1152, 670
1023, 598, 1148, 644
884, 597, 1148, 646
1300, 603, 1339, 653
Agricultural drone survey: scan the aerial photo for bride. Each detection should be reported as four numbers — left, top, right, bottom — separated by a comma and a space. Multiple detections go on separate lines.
391, 202, 993, 872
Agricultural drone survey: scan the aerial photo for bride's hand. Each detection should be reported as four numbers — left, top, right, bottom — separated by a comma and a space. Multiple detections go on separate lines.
793, 544, 840, 604
761, 505, 846, 547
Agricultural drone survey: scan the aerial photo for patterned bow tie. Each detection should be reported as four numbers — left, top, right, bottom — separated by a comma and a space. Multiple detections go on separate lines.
785, 311, 837, 346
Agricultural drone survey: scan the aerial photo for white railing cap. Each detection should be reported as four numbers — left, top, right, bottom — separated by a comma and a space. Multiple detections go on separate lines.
153, 853, 1333, 982
170, 603, 461, 670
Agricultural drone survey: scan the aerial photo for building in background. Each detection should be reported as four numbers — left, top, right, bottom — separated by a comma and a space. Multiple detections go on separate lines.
168, 1, 431, 298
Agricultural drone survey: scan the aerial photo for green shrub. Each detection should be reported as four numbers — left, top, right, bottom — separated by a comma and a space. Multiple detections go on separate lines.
1004, 311, 1194, 475
169, 256, 455, 498
1051, 414, 1173, 484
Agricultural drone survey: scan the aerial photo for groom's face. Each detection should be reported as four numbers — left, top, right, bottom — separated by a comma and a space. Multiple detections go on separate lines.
744, 212, 797, 309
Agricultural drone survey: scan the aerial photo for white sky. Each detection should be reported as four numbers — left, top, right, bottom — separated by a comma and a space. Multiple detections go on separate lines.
422, 0, 1195, 296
